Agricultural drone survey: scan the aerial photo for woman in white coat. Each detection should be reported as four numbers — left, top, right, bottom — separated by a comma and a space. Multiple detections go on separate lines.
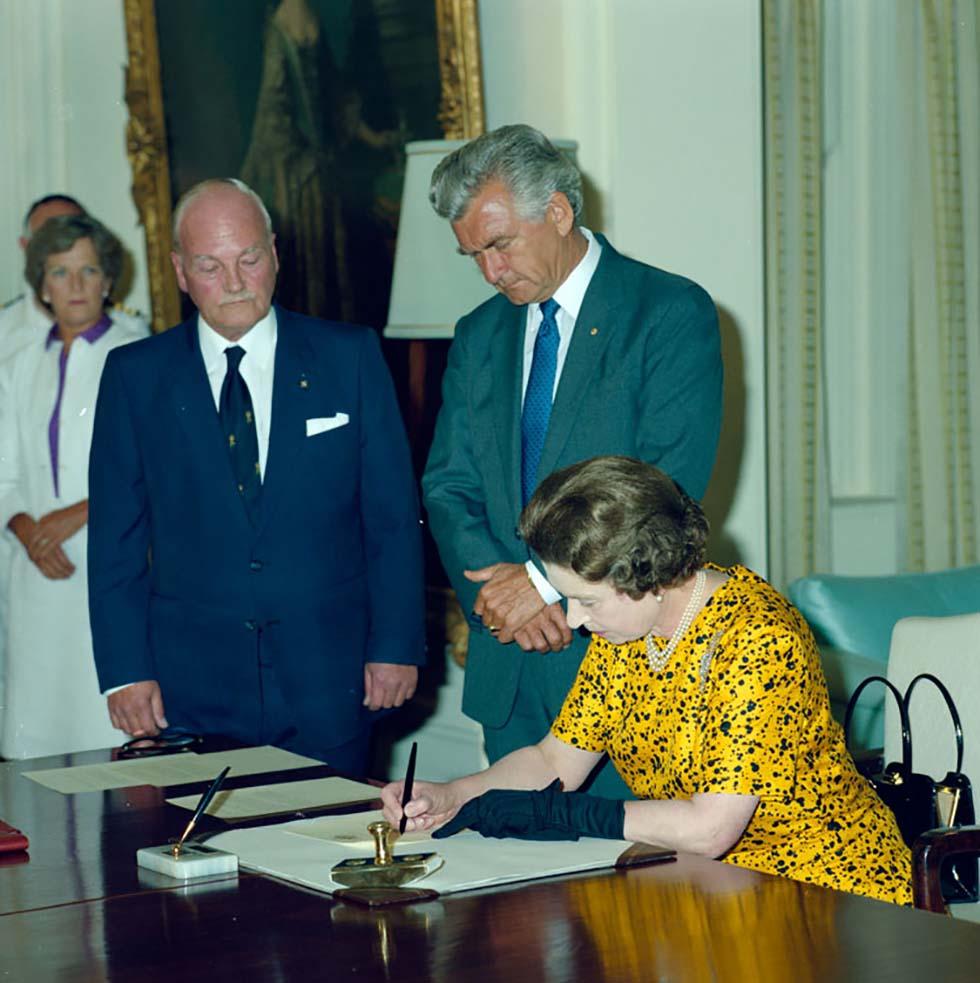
0, 215, 148, 758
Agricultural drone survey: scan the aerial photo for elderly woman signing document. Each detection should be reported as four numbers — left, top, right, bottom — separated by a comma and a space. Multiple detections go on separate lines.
383, 456, 911, 904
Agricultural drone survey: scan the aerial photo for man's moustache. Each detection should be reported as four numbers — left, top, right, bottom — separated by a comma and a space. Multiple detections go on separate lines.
219, 293, 256, 305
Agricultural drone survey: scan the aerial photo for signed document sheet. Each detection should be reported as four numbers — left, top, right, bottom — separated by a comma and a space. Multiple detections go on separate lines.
210, 814, 631, 896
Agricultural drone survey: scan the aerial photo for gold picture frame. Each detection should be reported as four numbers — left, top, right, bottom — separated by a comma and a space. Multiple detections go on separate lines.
123, 0, 485, 333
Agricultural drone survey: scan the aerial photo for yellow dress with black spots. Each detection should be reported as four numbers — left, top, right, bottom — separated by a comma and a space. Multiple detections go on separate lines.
552, 564, 912, 904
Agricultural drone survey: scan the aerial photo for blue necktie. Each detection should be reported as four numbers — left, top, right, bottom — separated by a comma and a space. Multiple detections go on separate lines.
521, 298, 560, 506
220, 346, 261, 522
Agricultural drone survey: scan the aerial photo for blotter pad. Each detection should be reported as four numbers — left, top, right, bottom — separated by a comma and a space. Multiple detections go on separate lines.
136, 843, 239, 881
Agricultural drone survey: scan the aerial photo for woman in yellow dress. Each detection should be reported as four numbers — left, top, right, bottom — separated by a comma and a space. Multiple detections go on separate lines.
383, 456, 911, 904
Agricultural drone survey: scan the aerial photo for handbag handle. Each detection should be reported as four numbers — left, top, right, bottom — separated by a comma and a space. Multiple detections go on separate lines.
843, 675, 912, 770
903, 672, 964, 774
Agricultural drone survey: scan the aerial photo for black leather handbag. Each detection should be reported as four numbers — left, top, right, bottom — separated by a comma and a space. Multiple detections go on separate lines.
845, 673, 977, 904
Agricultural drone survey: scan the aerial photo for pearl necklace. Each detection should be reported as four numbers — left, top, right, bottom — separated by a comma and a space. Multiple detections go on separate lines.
644, 568, 706, 673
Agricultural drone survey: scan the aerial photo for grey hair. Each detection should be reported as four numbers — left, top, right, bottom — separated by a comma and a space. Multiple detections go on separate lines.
171, 178, 273, 252
429, 124, 583, 223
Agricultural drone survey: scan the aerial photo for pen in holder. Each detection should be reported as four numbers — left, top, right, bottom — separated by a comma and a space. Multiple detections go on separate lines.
136, 766, 238, 881
331, 820, 442, 889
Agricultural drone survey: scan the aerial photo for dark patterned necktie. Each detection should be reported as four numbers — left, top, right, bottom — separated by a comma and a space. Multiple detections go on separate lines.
521, 298, 561, 506
220, 345, 261, 521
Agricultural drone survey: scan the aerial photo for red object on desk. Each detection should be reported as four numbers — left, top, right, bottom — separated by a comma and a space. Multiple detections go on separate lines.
0, 820, 29, 854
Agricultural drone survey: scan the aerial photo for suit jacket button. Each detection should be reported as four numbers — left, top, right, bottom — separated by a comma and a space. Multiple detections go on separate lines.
244, 620, 257, 631
249, 560, 263, 572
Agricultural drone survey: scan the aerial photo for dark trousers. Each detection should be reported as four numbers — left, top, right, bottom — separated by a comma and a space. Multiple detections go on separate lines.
256, 661, 371, 776
165, 657, 372, 778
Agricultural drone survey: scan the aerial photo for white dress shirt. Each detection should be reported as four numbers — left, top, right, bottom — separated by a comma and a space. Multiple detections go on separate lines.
522, 229, 602, 605
521, 228, 601, 402
198, 308, 277, 479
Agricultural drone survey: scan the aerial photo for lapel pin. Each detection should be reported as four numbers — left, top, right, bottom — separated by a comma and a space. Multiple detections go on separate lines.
590, 327, 599, 336
299, 375, 310, 390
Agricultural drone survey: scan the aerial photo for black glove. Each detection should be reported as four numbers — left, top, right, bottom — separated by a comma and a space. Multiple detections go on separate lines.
433, 779, 625, 842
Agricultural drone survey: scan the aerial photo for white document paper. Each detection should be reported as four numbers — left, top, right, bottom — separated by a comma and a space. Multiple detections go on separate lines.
23, 746, 322, 795
209, 818, 630, 896
166, 777, 379, 820
284, 809, 432, 847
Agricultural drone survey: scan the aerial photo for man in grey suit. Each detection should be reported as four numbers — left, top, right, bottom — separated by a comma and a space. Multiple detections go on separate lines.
423, 125, 722, 795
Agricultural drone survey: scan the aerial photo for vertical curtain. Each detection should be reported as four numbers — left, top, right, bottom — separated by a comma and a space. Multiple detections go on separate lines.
763, 0, 831, 589
901, 0, 980, 571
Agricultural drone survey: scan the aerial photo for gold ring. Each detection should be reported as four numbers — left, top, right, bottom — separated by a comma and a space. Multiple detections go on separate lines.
488, 624, 499, 632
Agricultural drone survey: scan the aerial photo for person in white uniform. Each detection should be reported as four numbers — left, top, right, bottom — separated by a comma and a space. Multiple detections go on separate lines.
0, 196, 146, 744
0, 214, 148, 758
0, 196, 86, 739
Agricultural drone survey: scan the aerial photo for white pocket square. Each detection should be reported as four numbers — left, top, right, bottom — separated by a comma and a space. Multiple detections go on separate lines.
306, 413, 349, 436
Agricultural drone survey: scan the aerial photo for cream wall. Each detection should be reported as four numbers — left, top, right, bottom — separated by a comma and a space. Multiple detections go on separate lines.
0, 0, 149, 315
480, 0, 768, 572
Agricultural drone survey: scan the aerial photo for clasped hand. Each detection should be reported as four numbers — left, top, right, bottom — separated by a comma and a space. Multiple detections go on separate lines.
465, 562, 572, 652
9, 503, 87, 579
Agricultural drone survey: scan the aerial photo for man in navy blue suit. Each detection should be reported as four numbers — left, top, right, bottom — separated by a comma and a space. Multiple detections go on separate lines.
87, 179, 424, 773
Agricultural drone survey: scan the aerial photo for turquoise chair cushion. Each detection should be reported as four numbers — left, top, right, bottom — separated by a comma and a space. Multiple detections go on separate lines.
788, 565, 980, 748
788, 565, 980, 665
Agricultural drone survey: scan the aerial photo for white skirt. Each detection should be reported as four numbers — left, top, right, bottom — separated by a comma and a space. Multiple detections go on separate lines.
1, 527, 120, 759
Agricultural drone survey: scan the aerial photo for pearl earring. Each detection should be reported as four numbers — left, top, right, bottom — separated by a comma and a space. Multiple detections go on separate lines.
655, 592, 664, 603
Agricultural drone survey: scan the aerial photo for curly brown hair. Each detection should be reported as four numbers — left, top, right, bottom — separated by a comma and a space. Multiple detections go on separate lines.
519, 456, 709, 600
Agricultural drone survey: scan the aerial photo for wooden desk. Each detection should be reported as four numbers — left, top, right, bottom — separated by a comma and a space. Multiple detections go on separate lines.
2, 749, 979, 982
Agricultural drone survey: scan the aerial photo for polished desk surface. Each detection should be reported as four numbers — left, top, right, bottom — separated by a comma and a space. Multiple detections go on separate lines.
2, 747, 979, 982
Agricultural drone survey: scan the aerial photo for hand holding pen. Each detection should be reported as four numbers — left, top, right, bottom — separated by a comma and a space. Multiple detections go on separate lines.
399, 741, 417, 834
380, 760, 470, 834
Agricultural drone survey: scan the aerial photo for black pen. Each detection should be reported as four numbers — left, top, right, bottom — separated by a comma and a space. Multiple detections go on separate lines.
172, 766, 231, 857
399, 741, 418, 835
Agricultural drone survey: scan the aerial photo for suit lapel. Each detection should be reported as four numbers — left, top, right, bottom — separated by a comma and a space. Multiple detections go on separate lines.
170, 317, 257, 526
170, 318, 230, 465
257, 308, 314, 534
537, 239, 620, 479
489, 302, 525, 523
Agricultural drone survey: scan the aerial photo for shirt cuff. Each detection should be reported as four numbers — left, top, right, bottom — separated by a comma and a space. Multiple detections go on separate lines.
525, 560, 561, 605
103, 683, 136, 697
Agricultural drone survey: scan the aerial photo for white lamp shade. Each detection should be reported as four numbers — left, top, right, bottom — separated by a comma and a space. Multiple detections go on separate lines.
385, 138, 578, 339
